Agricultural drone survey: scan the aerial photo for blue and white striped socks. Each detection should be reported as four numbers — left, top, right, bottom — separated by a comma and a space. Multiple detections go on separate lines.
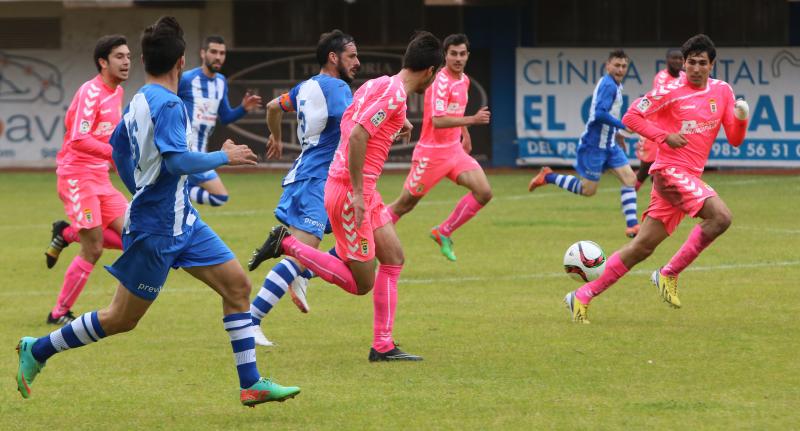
31, 311, 107, 362
189, 186, 229, 206
546, 173, 583, 195
223, 312, 260, 388
250, 258, 300, 325
620, 186, 638, 227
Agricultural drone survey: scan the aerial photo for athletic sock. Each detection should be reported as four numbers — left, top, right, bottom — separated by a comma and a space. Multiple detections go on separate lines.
223, 312, 260, 388
546, 173, 583, 195
208, 193, 228, 207
189, 186, 210, 205
250, 259, 300, 325
620, 186, 639, 228
662, 225, 714, 276
373, 264, 402, 353
52, 255, 94, 318
575, 252, 629, 304
439, 193, 484, 237
31, 311, 107, 362
62, 225, 79, 244
387, 207, 401, 224
281, 236, 358, 294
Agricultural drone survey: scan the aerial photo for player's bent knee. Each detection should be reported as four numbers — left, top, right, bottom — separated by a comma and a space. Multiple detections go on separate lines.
474, 189, 493, 205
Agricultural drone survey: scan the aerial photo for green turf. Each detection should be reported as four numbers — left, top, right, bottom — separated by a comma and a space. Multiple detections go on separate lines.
0, 170, 798, 430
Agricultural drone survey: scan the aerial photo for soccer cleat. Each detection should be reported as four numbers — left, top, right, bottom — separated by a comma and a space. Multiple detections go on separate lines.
368, 344, 423, 362
289, 276, 310, 313
45, 220, 70, 269
240, 377, 300, 407
564, 291, 590, 324
430, 226, 456, 262
248, 225, 290, 271
46, 310, 76, 326
252, 325, 275, 347
16, 336, 46, 399
527, 166, 553, 192
651, 268, 681, 308
625, 224, 640, 238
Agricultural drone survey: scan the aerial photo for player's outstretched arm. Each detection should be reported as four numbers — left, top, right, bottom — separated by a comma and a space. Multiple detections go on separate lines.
109, 121, 137, 194
723, 98, 749, 147
432, 106, 490, 129
162, 140, 255, 176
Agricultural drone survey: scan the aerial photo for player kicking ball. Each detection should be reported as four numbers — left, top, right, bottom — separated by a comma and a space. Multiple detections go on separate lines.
17, 17, 299, 407
386, 34, 492, 262
564, 34, 749, 323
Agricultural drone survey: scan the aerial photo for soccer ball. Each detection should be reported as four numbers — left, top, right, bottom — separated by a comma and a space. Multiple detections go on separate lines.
563, 241, 606, 282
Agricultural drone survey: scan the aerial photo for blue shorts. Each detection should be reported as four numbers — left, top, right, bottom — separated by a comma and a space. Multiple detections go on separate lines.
274, 178, 331, 240
105, 219, 235, 301
188, 169, 219, 186
575, 144, 629, 182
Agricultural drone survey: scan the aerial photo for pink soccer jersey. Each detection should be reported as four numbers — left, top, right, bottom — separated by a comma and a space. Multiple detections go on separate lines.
329, 75, 408, 190
651, 69, 686, 89
623, 77, 747, 176
417, 68, 470, 149
57, 74, 124, 176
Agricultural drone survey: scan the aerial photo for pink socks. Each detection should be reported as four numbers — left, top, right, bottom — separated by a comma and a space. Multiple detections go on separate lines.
439, 193, 484, 237
373, 264, 402, 353
662, 225, 714, 276
52, 255, 94, 318
62, 225, 79, 244
386, 207, 401, 224
61, 226, 123, 250
575, 253, 629, 304
281, 236, 358, 295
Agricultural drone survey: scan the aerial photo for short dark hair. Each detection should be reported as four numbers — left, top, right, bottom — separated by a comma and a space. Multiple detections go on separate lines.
443, 33, 469, 52
607, 49, 628, 61
93, 35, 127, 72
402, 31, 443, 72
666, 47, 682, 57
316, 29, 355, 67
681, 34, 716, 62
141, 16, 185, 76
203, 35, 225, 50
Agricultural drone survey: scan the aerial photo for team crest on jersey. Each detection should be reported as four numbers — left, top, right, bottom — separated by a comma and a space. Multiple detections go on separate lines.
435, 99, 445, 111
709, 98, 717, 113
370, 110, 386, 127
415, 184, 425, 194
636, 97, 651, 112
360, 239, 369, 256
83, 208, 93, 223
79, 120, 91, 134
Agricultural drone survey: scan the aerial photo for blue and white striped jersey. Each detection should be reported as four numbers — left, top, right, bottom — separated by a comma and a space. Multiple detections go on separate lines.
580, 74, 626, 149
280, 74, 352, 186
177, 67, 246, 153
111, 83, 198, 236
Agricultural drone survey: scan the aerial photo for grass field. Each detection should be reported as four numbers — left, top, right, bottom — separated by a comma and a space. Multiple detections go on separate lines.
0, 170, 798, 430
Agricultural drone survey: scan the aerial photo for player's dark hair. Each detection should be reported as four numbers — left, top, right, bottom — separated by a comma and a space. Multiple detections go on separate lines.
666, 47, 682, 57
681, 34, 716, 62
607, 49, 628, 61
141, 16, 185, 76
203, 34, 225, 50
316, 29, 355, 67
402, 31, 443, 72
443, 33, 469, 53
93, 34, 127, 72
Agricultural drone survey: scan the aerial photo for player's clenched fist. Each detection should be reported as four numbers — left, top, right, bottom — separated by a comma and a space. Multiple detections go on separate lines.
470, 106, 490, 125
222, 139, 258, 166
734, 98, 749, 121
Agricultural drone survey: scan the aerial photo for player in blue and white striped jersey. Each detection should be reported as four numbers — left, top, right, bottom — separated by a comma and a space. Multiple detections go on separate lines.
15, 17, 298, 407
178, 35, 262, 207
246, 30, 359, 346
528, 49, 641, 238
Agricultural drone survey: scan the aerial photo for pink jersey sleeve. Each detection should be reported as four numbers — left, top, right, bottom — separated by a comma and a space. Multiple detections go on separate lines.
718, 82, 747, 147
66, 82, 101, 142
623, 90, 674, 145
353, 80, 403, 137
430, 71, 452, 118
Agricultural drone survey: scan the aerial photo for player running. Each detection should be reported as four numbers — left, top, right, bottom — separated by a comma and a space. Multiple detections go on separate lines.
247, 29, 360, 346
177, 35, 262, 207
386, 34, 492, 262
248, 31, 443, 361
635, 48, 685, 191
16, 17, 299, 406
43, 35, 131, 325
528, 50, 641, 238
564, 34, 749, 323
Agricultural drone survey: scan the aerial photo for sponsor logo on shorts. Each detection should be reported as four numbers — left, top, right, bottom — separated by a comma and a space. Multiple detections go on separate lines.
83, 208, 93, 223
360, 238, 369, 256
303, 217, 325, 230
137, 283, 163, 294
370, 110, 386, 127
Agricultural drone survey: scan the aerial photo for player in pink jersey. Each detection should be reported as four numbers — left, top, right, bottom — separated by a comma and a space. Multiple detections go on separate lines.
386, 34, 492, 262
43, 35, 131, 325
249, 32, 443, 361
635, 48, 685, 191
564, 34, 749, 323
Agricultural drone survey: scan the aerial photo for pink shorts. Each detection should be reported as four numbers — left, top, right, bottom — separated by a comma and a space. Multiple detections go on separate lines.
643, 167, 717, 235
57, 174, 128, 230
324, 177, 392, 263
636, 138, 658, 163
403, 144, 481, 197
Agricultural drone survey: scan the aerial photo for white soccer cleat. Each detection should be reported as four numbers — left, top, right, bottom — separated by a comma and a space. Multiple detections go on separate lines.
289, 277, 310, 313
252, 325, 274, 347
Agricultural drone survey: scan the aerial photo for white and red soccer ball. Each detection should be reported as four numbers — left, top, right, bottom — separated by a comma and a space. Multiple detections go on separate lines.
563, 240, 606, 282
